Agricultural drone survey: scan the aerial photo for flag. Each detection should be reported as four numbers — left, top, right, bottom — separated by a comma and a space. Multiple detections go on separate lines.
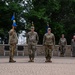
13, 20, 17, 26
11, 15, 15, 20
11, 14, 17, 26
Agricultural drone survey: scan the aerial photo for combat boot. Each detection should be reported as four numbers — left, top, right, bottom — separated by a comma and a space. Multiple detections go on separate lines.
31, 58, 34, 62
28, 60, 32, 62
45, 58, 48, 62
48, 58, 52, 63
9, 60, 16, 63
47, 56, 52, 63
9, 57, 16, 63
28, 57, 32, 62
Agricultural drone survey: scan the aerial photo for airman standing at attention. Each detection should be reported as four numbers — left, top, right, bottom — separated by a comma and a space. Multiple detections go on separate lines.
43, 28, 55, 63
27, 26, 39, 62
59, 34, 67, 57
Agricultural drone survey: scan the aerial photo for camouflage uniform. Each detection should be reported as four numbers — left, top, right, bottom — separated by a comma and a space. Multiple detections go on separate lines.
27, 31, 39, 62
9, 29, 18, 62
59, 38, 67, 56
71, 39, 75, 57
43, 32, 55, 62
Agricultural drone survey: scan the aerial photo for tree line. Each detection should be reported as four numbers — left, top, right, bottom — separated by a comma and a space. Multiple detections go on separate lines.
0, 0, 75, 44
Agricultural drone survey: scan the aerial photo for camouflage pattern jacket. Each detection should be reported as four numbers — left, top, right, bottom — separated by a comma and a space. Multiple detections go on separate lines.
27, 31, 39, 45
9, 29, 18, 45
43, 33, 55, 46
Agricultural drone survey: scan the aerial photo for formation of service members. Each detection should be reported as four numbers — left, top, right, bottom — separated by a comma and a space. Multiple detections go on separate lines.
8, 24, 75, 63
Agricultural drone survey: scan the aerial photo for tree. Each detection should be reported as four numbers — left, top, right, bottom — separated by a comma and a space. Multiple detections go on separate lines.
0, 0, 25, 40
1, 0, 75, 44
24, 0, 75, 44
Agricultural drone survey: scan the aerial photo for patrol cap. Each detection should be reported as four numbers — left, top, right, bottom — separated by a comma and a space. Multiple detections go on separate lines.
31, 26, 35, 29
47, 28, 51, 30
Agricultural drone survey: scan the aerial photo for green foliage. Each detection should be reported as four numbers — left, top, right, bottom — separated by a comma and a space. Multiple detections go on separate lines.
24, 0, 75, 44
0, 0, 75, 44
0, 0, 24, 39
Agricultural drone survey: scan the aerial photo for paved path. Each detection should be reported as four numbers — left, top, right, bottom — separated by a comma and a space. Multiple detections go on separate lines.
0, 56, 75, 75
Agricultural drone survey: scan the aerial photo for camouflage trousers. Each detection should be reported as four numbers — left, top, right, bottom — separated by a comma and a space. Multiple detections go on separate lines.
71, 47, 75, 57
59, 45, 66, 56
28, 44, 36, 59
45, 45, 53, 59
9, 44, 16, 59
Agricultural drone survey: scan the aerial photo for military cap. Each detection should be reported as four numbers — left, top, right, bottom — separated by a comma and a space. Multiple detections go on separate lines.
48, 28, 51, 30
31, 26, 35, 29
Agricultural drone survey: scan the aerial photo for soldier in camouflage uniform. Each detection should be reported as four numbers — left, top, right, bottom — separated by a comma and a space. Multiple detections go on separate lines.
27, 26, 39, 62
9, 25, 18, 62
43, 28, 55, 63
71, 35, 75, 57
59, 34, 67, 57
